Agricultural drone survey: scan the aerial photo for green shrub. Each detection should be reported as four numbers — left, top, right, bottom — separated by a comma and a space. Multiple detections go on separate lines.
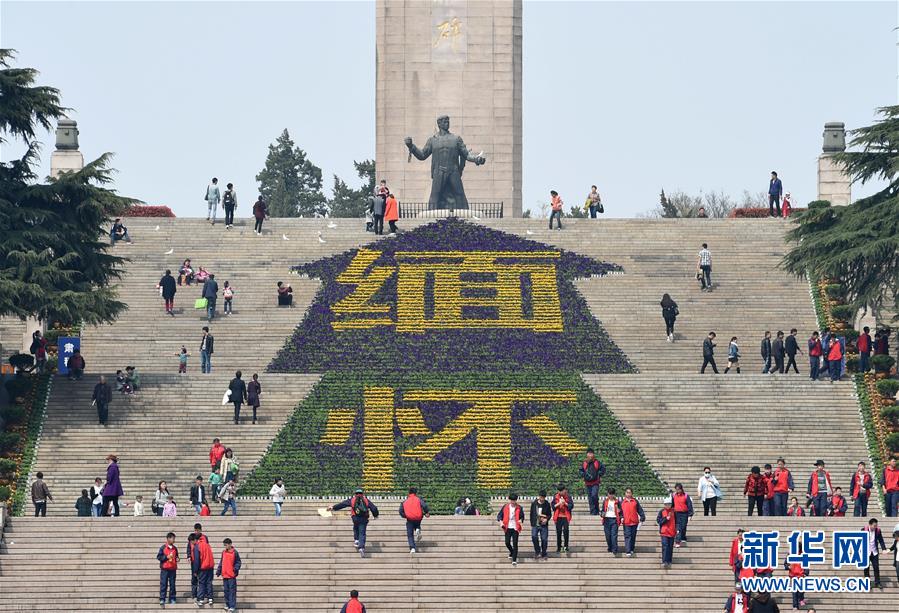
3, 375, 32, 402
0, 431, 20, 453
843, 329, 860, 343
830, 305, 854, 322
0, 404, 27, 425
824, 284, 845, 299
873, 355, 896, 373
808, 200, 832, 209
876, 379, 899, 399
886, 432, 899, 453
846, 356, 860, 373
0, 485, 10, 502
881, 405, 899, 424
0, 458, 17, 475
7, 353, 34, 370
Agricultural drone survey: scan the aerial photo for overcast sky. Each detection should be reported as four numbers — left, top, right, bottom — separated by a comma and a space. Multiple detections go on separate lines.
2, 1, 895, 217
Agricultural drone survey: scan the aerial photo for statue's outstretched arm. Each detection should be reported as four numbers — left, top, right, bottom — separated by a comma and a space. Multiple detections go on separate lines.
458, 138, 486, 165
405, 137, 432, 161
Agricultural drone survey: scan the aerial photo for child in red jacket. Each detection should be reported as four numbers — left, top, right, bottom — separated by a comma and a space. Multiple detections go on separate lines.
785, 557, 807, 608
827, 487, 847, 516
156, 531, 178, 606
216, 538, 242, 613
657, 498, 676, 568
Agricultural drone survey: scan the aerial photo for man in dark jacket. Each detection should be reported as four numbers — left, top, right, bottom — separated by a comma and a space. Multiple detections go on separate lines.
329, 489, 380, 558
158, 269, 177, 316
92, 375, 112, 425
372, 194, 385, 235
701, 332, 718, 374
863, 518, 887, 588
30, 471, 53, 516
200, 327, 214, 374
772, 331, 786, 374
760, 331, 772, 374
579, 449, 605, 515
529, 490, 552, 560
202, 274, 219, 322
229, 371, 248, 425
67, 349, 86, 380
768, 171, 783, 217
190, 476, 208, 515
784, 328, 801, 374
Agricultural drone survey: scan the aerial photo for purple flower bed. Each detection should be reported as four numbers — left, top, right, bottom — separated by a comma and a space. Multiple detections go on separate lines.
269, 218, 634, 373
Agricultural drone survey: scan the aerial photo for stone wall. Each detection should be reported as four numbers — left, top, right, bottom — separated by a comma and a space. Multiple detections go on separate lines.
376, 0, 522, 217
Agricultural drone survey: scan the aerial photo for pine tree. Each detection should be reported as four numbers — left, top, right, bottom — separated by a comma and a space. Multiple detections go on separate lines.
782, 105, 899, 318
0, 49, 132, 325
328, 159, 376, 218
255, 129, 327, 217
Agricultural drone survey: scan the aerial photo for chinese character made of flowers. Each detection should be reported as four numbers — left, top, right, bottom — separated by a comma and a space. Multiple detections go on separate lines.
319, 387, 584, 492
331, 250, 563, 333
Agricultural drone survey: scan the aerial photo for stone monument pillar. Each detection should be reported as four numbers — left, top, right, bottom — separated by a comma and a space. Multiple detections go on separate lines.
376, 0, 522, 217
817, 122, 851, 206
50, 118, 84, 179
23, 120, 86, 352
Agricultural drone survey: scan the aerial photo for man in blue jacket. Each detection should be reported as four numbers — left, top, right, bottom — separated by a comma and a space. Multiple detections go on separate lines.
768, 171, 783, 217
329, 489, 379, 558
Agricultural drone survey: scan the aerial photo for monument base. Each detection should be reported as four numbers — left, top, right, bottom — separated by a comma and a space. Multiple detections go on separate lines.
415, 208, 485, 219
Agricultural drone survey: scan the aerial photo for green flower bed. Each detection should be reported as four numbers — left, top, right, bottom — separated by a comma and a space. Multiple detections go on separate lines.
854, 374, 886, 512
10, 374, 52, 515
242, 371, 665, 513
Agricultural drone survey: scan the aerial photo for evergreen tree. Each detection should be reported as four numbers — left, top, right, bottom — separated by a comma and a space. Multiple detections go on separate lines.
328, 159, 376, 218
782, 105, 899, 318
255, 129, 327, 217
0, 49, 132, 325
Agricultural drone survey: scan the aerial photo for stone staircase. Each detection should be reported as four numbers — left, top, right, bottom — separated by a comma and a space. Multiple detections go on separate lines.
1, 515, 895, 612
0, 316, 26, 363
5, 216, 887, 612
30, 373, 320, 506
583, 374, 879, 514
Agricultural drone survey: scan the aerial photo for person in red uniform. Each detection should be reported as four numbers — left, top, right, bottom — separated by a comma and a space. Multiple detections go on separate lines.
216, 538, 242, 613
761, 464, 776, 516
787, 496, 805, 517
729, 529, 745, 580
850, 461, 873, 517
209, 438, 225, 471
724, 582, 749, 613
857, 326, 873, 372
156, 531, 178, 607
657, 497, 677, 568
341, 590, 367, 613
579, 448, 605, 515
551, 484, 574, 553
827, 487, 847, 516
620, 487, 645, 557
807, 459, 834, 517
881, 457, 899, 518
384, 193, 400, 234
744, 466, 766, 517
772, 458, 794, 516
496, 493, 525, 566
190, 523, 216, 607
399, 487, 430, 554
672, 483, 694, 547
600, 488, 622, 555
785, 556, 807, 609
827, 337, 843, 381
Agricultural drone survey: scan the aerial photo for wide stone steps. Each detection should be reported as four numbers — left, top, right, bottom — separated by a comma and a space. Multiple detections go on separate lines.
31, 373, 320, 505
1, 516, 895, 612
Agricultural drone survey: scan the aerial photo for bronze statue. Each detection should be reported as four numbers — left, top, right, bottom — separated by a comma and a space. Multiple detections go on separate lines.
404, 115, 486, 210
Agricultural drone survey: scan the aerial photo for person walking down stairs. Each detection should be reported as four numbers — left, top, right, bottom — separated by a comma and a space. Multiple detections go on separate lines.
190, 523, 216, 607
156, 531, 178, 607
761, 331, 773, 374
697, 243, 712, 291
529, 490, 551, 560
657, 497, 676, 569
551, 484, 573, 553
724, 336, 741, 374
216, 538, 242, 613
497, 493, 525, 566
549, 190, 563, 231
329, 489, 380, 558
660, 293, 678, 342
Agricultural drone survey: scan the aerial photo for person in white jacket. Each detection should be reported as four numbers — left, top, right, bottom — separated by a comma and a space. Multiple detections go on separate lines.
697, 466, 722, 516
269, 478, 287, 517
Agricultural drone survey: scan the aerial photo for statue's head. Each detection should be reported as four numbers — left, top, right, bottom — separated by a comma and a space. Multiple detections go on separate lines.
436, 115, 450, 131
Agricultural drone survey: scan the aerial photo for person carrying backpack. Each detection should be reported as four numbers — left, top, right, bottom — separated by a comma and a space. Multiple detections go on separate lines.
660, 293, 678, 342
398, 487, 430, 554
329, 488, 380, 558
222, 183, 237, 229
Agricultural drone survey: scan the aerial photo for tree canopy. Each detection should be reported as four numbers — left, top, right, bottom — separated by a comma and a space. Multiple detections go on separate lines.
0, 49, 133, 326
328, 159, 376, 218
255, 129, 327, 217
782, 105, 899, 319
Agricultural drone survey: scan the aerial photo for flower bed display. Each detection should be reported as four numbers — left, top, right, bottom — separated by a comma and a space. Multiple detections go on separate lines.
125, 205, 175, 217
250, 219, 657, 512
0, 372, 51, 514
242, 372, 666, 513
